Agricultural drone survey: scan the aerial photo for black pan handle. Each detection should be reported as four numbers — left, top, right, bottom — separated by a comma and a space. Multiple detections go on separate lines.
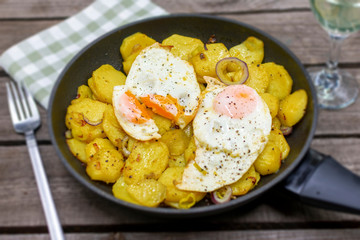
284, 148, 360, 214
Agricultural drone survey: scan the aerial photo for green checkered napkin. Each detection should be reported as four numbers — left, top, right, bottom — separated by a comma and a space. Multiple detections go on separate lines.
0, 0, 168, 108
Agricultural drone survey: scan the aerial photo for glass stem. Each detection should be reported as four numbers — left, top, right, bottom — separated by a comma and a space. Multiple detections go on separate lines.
324, 34, 345, 87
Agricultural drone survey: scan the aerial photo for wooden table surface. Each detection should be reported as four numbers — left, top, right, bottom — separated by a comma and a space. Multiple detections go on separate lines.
1, 0, 360, 239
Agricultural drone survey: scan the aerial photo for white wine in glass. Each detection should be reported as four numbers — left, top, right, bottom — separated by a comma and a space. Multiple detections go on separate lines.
308, 0, 360, 109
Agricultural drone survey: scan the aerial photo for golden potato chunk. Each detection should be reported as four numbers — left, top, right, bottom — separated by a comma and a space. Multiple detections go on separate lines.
122, 52, 138, 75
254, 143, 282, 175
120, 32, 156, 61
184, 137, 196, 163
75, 85, 92, 100
168, 154, 186, 168
278, 89, 308, 127
244, 64, 269, 94
260, 93, 279, 118
263, 62, 293, 100
272, 117, 281, 130
85, 138, 115, 163
160, 129, 190, 156
66, 112, 106, 143
158, 167, 205, 208
123, 140, 169, 185
230, 165, 260, 196
162, 34, 204, 61
268, 128, 290, 160
66, 138, 87, 163
152, 113, 173, 135
229, 36, 264, 65
190, 43, 230, 82
86, 148, 124, 183
112, 176, 140, 205
126, 179, 166, 207
87, 77, 99, 101
89, 64, 126, 104
102, 105, 127, 148
67, 98, 107, 126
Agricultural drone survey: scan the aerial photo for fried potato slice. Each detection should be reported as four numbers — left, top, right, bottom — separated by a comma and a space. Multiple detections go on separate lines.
260, 93, 279, 118
127, 179, 166, 207
268, 128, 290, 160
263, 62, 293, 100
162, 34, 204, 61
123, 140, 169, 185
160, 129, 190, 156
66, 138, 87, 163
244, 64, 269, 94
191, 43, 230, 82
85, 138, 115, 163
254, 142, 281, 175
158, 167, 205, 208
229, 36, 264, 65
89, 64, 126, 103
103, 105, 127, 148
230, 165, 260, 196
86, 148, 124, 183
278, 89, 308, 127
112, 176, 140, 205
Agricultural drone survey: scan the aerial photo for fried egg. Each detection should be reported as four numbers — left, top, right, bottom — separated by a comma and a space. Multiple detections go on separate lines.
112, 85, 161, 141
177, 77, 272, 192
125, 43, 201, 129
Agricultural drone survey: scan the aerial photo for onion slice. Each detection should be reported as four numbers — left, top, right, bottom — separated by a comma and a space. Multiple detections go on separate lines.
210, 186, 233, 204
215, 57, 248, 85
82, 114, 102, 126
204, 43, 208, 51
280, 126, 293, 136
121, 135, 131, 157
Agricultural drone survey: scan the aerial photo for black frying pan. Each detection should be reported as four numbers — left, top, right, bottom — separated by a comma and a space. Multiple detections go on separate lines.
48, 14, 360, 217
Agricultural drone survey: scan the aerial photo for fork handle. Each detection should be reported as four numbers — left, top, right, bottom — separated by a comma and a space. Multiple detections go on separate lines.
25, 131, 65, 240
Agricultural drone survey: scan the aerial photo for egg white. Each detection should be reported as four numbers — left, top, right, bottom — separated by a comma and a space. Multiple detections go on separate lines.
177, 77, 272, 192
125, 43, 200, 128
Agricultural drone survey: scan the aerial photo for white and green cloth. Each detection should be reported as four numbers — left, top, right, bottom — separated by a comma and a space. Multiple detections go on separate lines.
0, 0, 167, 108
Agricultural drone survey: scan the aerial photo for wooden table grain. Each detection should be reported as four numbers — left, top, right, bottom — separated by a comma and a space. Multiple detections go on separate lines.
1, 1, 360, 239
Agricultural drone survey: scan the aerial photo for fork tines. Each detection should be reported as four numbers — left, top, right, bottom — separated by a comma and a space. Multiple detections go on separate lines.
6, 81, 39, 122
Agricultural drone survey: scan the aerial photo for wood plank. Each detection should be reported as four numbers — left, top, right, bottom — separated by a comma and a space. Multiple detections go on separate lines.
0, 0, 92, 19
0, 138, 359, 228
311, 138, 360, 173
154, 0, 310, 13
1, 12, 359, 65
2, 229, 360, 240
0, 0, 309, 19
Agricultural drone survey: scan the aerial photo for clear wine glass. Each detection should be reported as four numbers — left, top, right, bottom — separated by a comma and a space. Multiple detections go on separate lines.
308, 0, 360, 109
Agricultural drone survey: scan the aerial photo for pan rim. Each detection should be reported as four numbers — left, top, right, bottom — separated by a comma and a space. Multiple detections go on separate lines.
48, 13, 318, 217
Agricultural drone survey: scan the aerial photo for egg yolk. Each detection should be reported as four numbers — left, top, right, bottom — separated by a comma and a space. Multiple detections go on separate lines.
140, 94, 184, 121
213, 85, 257, 119
118, 90, 151, 124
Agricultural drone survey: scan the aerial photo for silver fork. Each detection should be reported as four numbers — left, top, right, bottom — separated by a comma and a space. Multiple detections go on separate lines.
6, 81, 65, 240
